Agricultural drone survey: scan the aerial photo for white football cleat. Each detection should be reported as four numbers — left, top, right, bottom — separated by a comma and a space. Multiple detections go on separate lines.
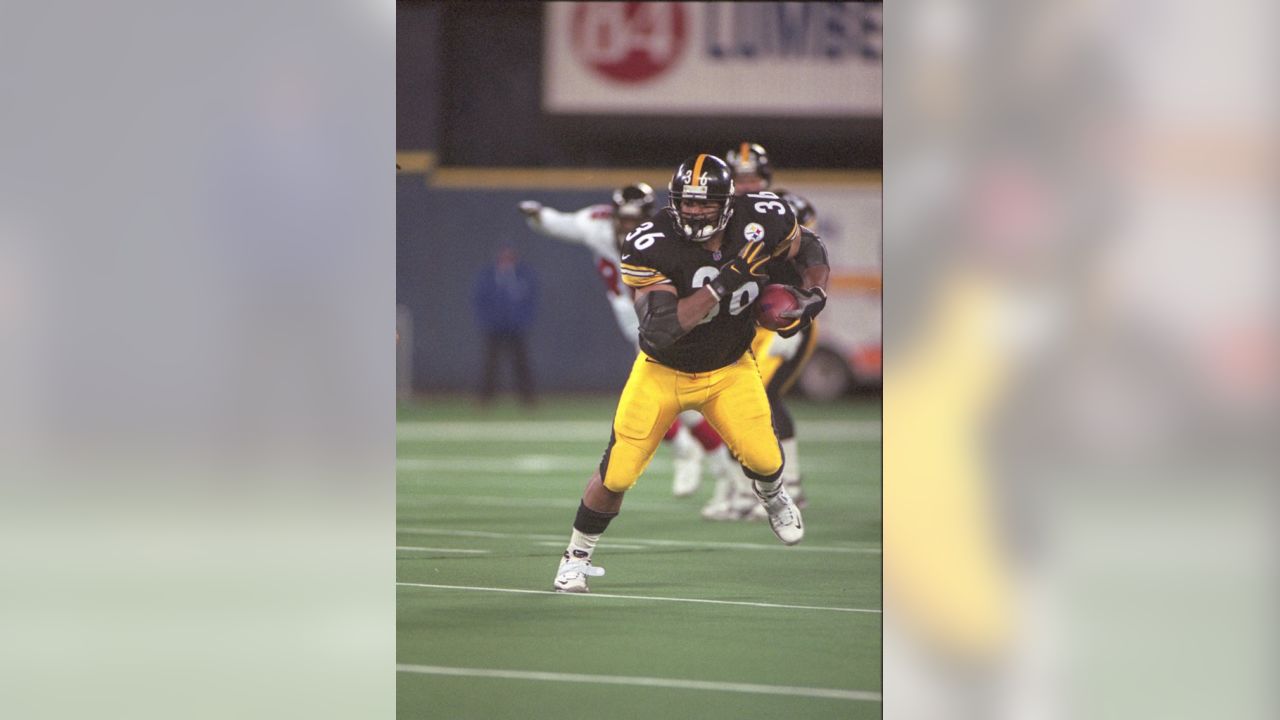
753, 481, 804, 545
748, 481, 807, 520
553, 550, 604, 593
786, 481, 808, 509
670, 425, 704, 498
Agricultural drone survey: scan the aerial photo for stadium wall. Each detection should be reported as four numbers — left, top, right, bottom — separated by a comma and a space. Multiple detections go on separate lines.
398, 169, 881, 396
397, 178, 639, 394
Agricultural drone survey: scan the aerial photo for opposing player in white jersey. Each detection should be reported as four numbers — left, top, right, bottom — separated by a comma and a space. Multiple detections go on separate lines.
518, 184, 741, 498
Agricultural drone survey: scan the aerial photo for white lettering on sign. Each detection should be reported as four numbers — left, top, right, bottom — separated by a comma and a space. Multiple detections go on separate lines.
546, 2, 881, 116
570, 3, 688, 83
705, 3, 882, 61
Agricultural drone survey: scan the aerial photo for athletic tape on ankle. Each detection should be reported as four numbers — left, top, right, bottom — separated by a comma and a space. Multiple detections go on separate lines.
573, 501, 618, 535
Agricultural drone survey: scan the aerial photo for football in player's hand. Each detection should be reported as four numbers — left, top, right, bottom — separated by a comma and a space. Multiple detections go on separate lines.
754, 284, 800, 331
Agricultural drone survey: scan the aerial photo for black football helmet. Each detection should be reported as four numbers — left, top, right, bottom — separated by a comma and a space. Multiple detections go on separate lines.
611, 182, 655, 219
725, 142, 772, 190
668, 154, 735, 242
779, 189, 816, 227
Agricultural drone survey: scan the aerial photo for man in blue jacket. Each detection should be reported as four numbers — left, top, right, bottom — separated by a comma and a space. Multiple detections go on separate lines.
472, 245, 539, 406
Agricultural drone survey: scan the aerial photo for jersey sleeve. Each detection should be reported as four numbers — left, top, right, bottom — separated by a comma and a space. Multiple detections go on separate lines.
618, 221, 673, 290
526, 205, 607, 245
736, 194, 801, 258
768, 206, 802, 259
793, 226, 828, 268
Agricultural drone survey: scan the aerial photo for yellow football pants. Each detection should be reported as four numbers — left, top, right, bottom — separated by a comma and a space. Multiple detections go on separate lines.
601, 351, 782, 492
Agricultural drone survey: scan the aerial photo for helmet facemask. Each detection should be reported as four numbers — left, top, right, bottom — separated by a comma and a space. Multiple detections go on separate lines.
670, 193, 734, 242
668, 155, 736, 243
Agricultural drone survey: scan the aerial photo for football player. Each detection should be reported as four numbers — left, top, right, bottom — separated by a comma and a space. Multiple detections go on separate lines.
518, 185, 744, 499
553, 154, 829, 592
718, 142, 825, 518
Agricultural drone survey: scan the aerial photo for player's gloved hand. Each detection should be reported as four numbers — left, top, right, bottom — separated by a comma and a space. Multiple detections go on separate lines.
776, 286, 827, 338
518, 201, 542, 218
707, 241, 770, 300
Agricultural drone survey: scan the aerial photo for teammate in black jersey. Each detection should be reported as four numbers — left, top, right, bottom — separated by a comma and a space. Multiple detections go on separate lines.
713, 142, 827, 519
553, 154, 829, 593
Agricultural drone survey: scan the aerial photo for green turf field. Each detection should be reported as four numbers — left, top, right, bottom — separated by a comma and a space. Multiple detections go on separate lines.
398, 396, 881, 719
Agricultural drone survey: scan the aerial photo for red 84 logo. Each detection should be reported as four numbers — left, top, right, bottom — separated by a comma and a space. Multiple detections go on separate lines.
570, 2, 687, 83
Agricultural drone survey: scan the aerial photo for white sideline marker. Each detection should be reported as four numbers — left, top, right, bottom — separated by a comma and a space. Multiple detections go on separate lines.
397, 456, 860, 475
396, 663, 881, 702
396, 546, 490, 554
396, 527, 881, 554
534, 540, 650, 550
397, 419, 880, 443
396, 582, 881, 615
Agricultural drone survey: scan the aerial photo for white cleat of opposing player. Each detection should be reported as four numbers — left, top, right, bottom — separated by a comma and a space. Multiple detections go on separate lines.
699, 448, 759, 520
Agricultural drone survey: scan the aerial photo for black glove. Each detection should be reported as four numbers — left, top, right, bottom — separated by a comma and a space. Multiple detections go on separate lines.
708, 241, 769, 300
776, 286, 827, 338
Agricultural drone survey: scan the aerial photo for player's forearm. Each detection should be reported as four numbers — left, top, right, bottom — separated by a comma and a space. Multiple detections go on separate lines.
800, 264, 829, 293
637, 287, 718, 349
675, 287, 720, 331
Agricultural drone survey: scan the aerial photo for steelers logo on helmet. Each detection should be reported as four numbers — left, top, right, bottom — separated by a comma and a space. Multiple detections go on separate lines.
668, 154, 735, 243
743, 222, 765, 242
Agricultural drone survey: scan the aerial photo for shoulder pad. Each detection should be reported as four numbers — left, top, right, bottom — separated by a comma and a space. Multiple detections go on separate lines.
619, 216, 675, 289
733, 194, 798, 252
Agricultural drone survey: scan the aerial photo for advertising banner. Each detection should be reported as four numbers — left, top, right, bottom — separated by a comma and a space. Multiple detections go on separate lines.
544, 2, 882, 116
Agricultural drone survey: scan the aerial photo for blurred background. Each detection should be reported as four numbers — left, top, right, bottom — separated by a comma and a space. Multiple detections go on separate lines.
396, 3, 884, 717
396, 1, 882, 402
0, 0, 1273, 718
884, 2, 1277, 719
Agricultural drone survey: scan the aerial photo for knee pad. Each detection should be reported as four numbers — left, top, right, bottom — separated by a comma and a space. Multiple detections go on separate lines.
739, 439, 783, 482
615, 388, 660, 442
599, 431, 651, 493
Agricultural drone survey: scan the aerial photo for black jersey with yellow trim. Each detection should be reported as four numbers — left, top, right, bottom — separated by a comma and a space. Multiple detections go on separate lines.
620, 193, 800, 372
762, 226, 824, 288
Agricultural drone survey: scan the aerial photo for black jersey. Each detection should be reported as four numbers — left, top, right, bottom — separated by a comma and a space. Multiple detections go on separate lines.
620, 192, 800, 372
763, 226, 824, 287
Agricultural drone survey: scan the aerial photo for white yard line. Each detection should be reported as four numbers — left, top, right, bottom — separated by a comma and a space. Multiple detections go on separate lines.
397, 456, 595, 474
396, 527, 881, 554
397, 419, 880, 443
396, 582, 881, 615
534, 540, 650, 550
396, 663, 881, 702
396, 456, 867, 474
395, 546, 490, 554
397, 494, 696, 513
400, 495, 582, 509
